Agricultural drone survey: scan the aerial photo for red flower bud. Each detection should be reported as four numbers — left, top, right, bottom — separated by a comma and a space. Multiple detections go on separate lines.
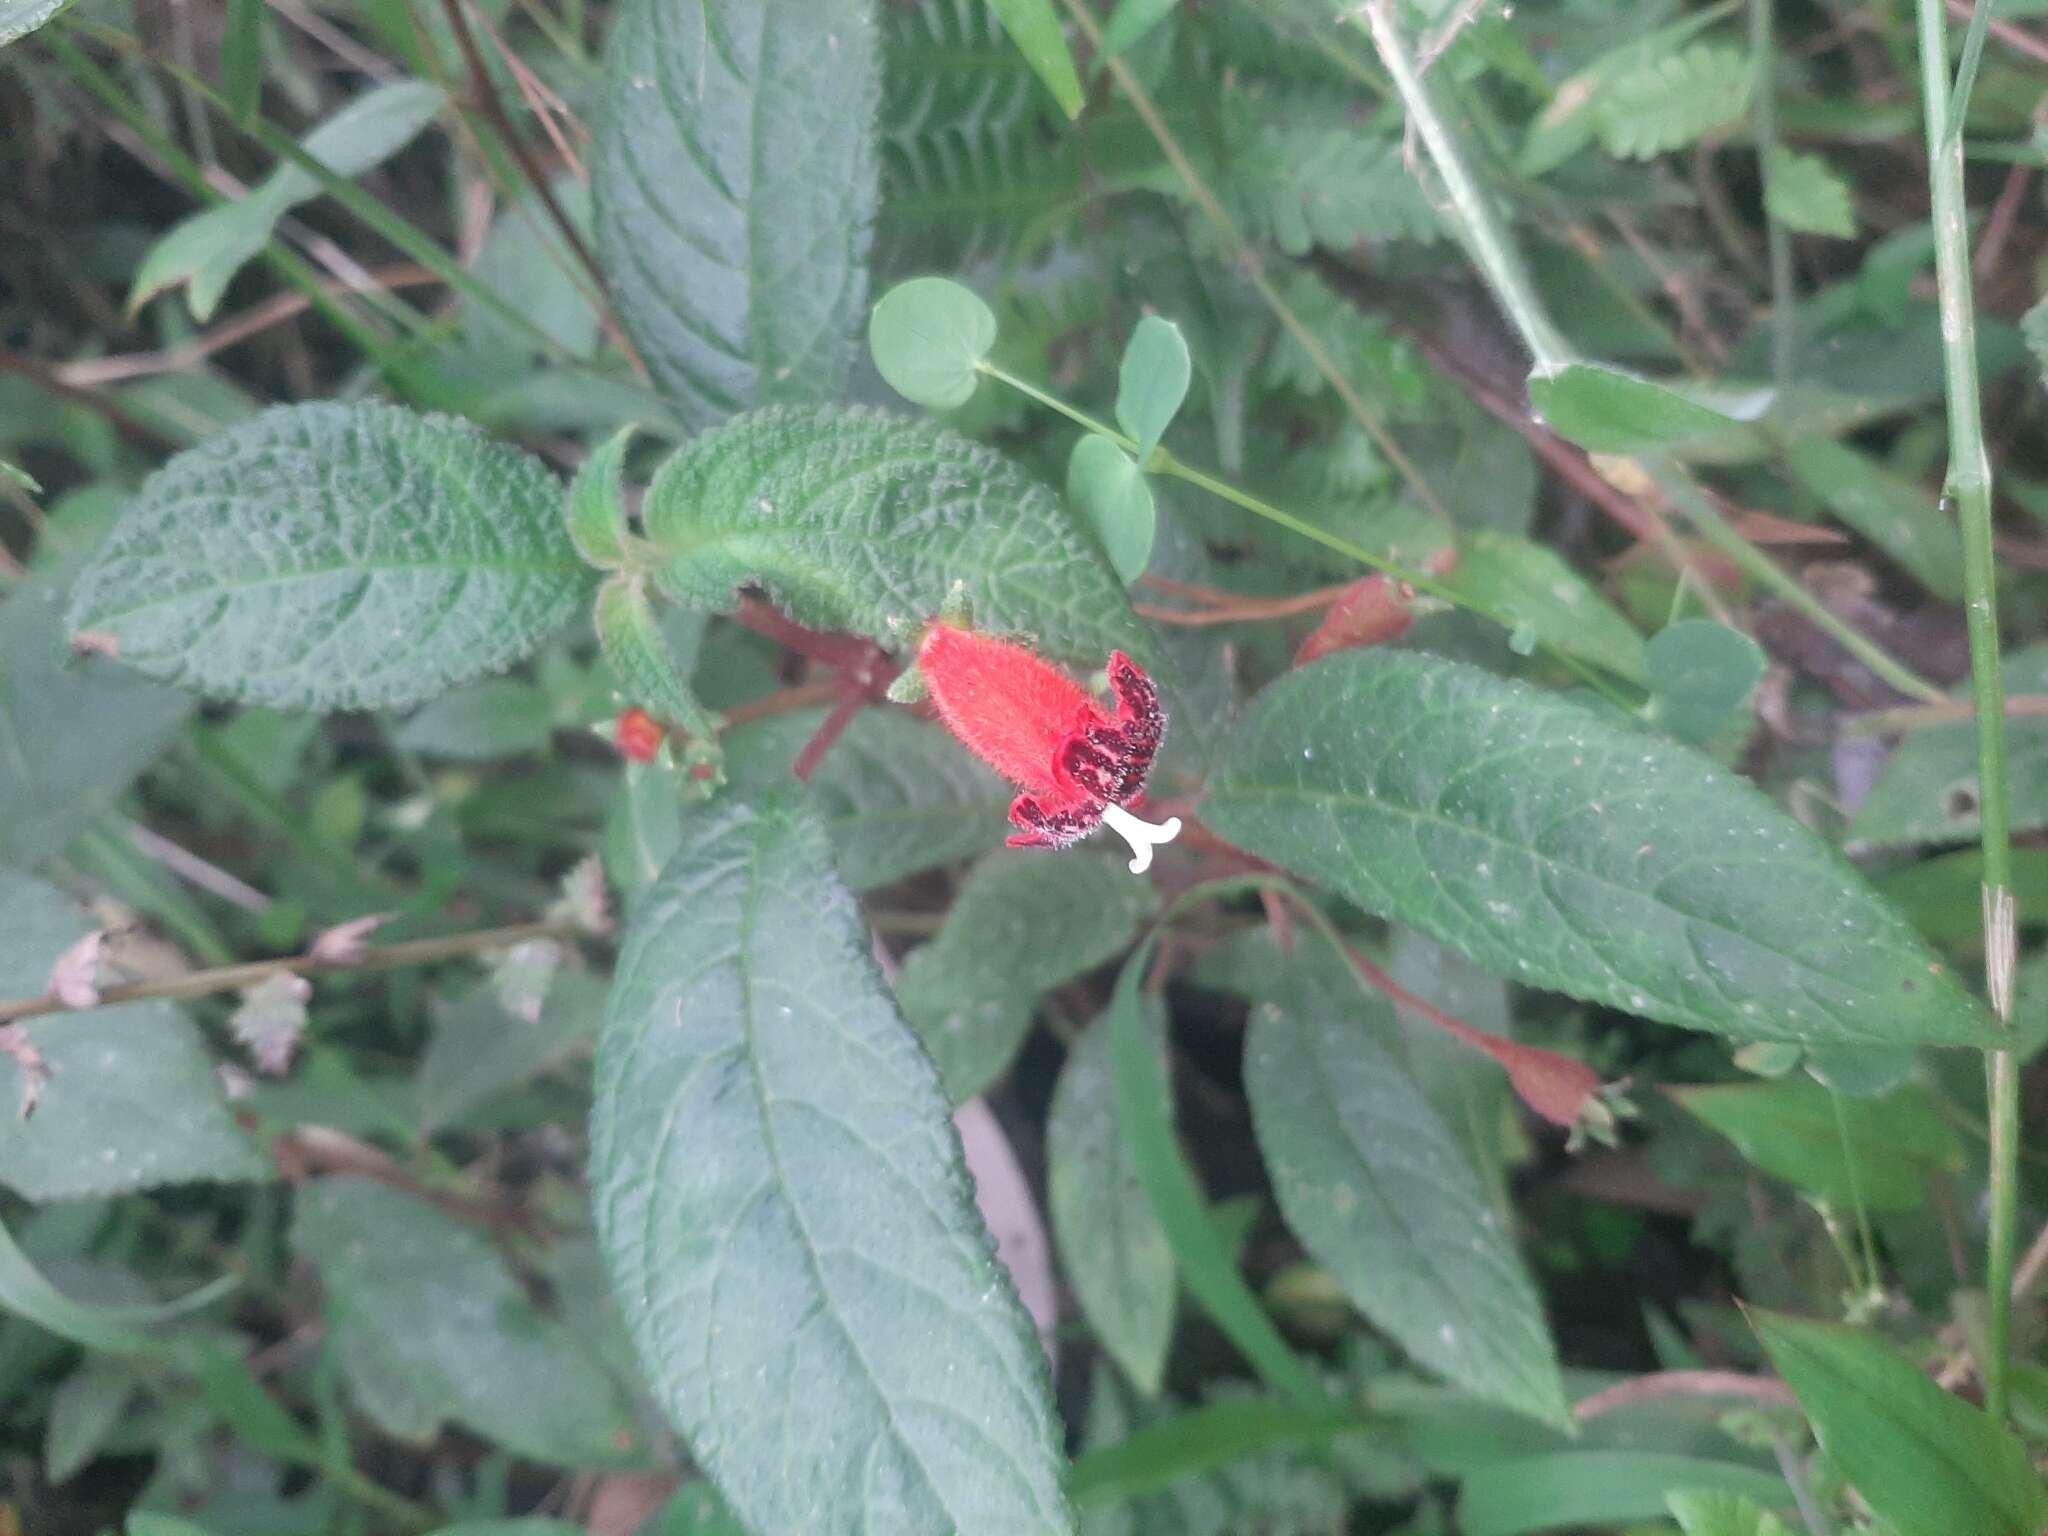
916, 621, 1180, 872
615, 707, 664, 763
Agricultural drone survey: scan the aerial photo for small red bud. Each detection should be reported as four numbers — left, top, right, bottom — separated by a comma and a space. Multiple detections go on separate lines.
615, 708, 664, 763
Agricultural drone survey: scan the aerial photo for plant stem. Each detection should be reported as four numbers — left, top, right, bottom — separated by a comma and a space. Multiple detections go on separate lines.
1913, 0, 2019, 1424
1356, 1, 1572, 373
0, 919, 582, 1024
1749, 0, 1797, 386
1641, 460, 1948, 704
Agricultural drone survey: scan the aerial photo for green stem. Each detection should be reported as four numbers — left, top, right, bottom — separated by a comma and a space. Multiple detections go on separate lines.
1912, 0, 2018, 1425
1642, 459, 1947, 704
1356, 1, 1572, 373
1750, 0, 1797, 386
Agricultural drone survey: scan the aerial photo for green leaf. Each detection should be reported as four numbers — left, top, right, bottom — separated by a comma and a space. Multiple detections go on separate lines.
644, 404, 1149, 669
1099, 0, 1177, 57
2022, 295, 2048, 388
1646, 620, 1767, 746
0, 533, 192, 867
46, 1357, 137, 1482
1245, 990, 1567, 1426
1782, 437, 1964, 599
417, 973, 603, 1134
292, 1177, 637, 1466
595, 574, 714, 737
1851, 645, 2048, 849
1672, 1077, 1961, 1210
1527, 363, 1736, 454
1201, 651, 1996, 1048
0, 0, 71, 47
222, 0, 262, 123
1116, 316, 1191, 464
1048, 998, 1176, 1395
1764, 148, 1855, 238
640, 1484, 747, 1536
1067, 434, 1157, 587
1877, 844, 2048, 947
1442, 529, 1647, 683
869, 276, 999, 411
1067, 1396, 1360, 1507
896, 848, 1156, 1102
129, 81, 443, 320
1667, 1490, 1793, 1535
0, 1216, 192, 1354
986, 0, 1083, 118
1103, 952, 1326, 1405
590, 796, 1071, 1536
591, 0, 879, 424
68, 402, 592, 712
1593, 43, 1752, 160
1459, 1452, 1788, 1536
1752, 1308, 2048, 1536
1217, 90, 1443, 255
566, 424, 633, 567
395, 679, 555, 760
128, 1517, 218, 1536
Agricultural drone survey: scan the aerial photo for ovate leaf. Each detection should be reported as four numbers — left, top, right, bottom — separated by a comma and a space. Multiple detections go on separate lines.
1752, 1309, 2048, 1536
591, 796, 1071, 1536
1116, 316, 1191, 464
592, 0, 880, 424
1527, 363, 1735, 454
293, 1178, 636, 1466
1672, 1077, 1961, 1210
1646, 620, 1766, 746
1764, 149, 1856, 239
1441, 529, 1646, 683
1048, 999, 1176, 1395
644, 404, 1148, 669
1202, 651, 1995, 1048
869, 276, 998, 411
1067, 434, 1157, 587
1245, 992, 1567, 1426
68, 402, 591, 711
897, 848, 1157, 1102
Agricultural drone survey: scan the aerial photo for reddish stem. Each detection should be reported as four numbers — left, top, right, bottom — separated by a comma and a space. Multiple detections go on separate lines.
793, 688, 871, 782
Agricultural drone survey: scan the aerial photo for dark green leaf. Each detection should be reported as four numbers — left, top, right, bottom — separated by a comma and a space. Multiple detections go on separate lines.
1245, 991, 1567, 1426
293, 1177, 637, 1466
869, 276, 998, 411
986, 0, 1083, 118
1527, 364, 1736, 454
0, 536, 191, 867
595, 575, 711, 734
1783, 437, 1963, 599
591, 796, 1070, 1535
1202, 651, 1995, 1048
645, 405, 1149, 670
898, 846, 1157, 1101
1876, 845, 2048, 947
222, 0, 262, 124
1067, 434, 1156, 587
1672, 1077, 1960, 1210
1646, 620, 1767, 746
1459, 1452, 1788, 1536
1116, 316, 1190, 464
1048, 998, 1176, 1395
68, 402, 592, 712
46, 1357, 137, 1482
1103, 952, 1326, 1405
1752, 1308, 2048, 1536
592, 0, 879, 423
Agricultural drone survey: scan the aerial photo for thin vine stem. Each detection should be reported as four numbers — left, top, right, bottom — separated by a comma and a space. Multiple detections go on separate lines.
1912, 0, 2020, 1424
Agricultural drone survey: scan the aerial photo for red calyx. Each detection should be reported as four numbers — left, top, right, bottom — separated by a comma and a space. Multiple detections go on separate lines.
615, 707, 664, 763
916, 621, 1178, 870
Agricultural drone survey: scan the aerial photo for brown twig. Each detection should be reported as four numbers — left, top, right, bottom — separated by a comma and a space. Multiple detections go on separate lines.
718, 680, 843, 729
1572, 1369, 1796, 1421
0, 918, 581, 1025
793, 689, 872, 782
1135, 583, 1351, 627
1843, 694, 2048, 734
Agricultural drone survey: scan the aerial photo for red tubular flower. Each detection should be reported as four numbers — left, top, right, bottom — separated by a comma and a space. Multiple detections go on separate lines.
615, 707, 664, 763
916, 620, 1181, 873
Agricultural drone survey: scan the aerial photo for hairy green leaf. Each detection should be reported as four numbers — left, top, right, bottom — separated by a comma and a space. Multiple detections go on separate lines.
1202, 651, 1995, 1048
592, 0, 880, 423
644, 405, 1148, 669
591, 796, 1071, 1536
1245, 990, 1567, 1426
1048, 997, 1176, 1394
293, 1177, 637, 1466
67, 402, 590, 712
1593, 43, 1751, 159
897, 848, 1156, 1101
1752, 1309, 2048, 1536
